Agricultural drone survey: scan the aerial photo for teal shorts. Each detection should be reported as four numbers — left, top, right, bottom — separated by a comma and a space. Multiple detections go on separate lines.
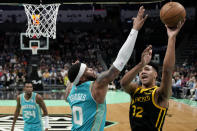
24, 122, 43, 131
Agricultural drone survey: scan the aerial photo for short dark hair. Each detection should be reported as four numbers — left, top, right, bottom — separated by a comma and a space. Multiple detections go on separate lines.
24, 78, 33, 88
25, 78, 32, 84
68, 63, 81, 83
148, 62, 159, 73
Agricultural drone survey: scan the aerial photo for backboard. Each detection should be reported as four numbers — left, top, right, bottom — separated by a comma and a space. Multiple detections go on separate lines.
20, 33, 49, 54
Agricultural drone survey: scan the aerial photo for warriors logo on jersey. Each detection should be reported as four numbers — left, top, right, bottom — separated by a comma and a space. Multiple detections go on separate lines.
129, 86, 167, 131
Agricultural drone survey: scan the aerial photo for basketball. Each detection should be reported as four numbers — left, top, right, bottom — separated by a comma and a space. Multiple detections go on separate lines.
160, 2, 186, 28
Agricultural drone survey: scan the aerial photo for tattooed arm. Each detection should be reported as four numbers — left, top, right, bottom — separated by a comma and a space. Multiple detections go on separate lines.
92, 65, 120, 103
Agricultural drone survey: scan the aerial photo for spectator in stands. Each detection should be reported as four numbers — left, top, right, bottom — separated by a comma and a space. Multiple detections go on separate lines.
12, 68, 17, 85
56, 71, 64, 85
7, 69, 14, 86
0, 68, 6, 88
4, 69, 11, 88
192, 75, 197, 101
181, 75, 188, 87
172, 75, 182, 98
0, 66, 3, 76
49, 67, 57, 85
172, 76, 175, 86
60, 65, 68, 78
10, 55, 17, 64
63, 73, 69, 87
37, 66, 43, 79
188, 76, 196, 94
42, 69, 50, 85
16, 68, 26, 85
183, 75, 195, 98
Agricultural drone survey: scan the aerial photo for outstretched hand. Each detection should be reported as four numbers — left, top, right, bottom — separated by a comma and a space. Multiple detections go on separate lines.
132, 6, 148, 31
72, 60, 80, 65
141, 45, 152, 66
166, 18, 185, 38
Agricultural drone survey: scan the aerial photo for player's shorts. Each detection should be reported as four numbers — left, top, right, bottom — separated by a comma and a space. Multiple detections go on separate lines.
24, 122, 43, 131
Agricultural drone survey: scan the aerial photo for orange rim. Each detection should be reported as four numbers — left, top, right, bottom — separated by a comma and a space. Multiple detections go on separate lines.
31, 46, 38, 49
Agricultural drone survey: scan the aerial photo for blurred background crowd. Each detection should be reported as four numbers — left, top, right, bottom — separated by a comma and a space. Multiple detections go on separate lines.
0, 0, 197, 100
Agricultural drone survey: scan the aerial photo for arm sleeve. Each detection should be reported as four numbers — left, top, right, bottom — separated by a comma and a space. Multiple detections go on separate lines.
113, 29, 138, 71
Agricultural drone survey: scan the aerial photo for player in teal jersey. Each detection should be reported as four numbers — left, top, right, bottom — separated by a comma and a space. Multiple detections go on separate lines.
11, 82, 49, 131
66, 6, 148, 131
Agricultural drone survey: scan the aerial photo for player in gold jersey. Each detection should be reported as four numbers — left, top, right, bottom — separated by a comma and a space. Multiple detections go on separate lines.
120, 20, 185, 131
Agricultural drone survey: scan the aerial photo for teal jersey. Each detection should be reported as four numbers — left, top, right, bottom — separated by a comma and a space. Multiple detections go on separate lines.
20, 92, 42, 124
67, 81, 107, 131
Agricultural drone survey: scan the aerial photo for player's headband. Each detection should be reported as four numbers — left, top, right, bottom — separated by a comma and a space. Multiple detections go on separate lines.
73, 63, 87, 85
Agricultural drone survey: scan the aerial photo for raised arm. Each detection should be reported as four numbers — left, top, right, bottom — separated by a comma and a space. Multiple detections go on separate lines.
92, 6, 148, 103
120, 45, 152, 94
65, 81, 72, 102
158, 20, 185, 100
11, 95, 21, 131
36, 94, 49, 131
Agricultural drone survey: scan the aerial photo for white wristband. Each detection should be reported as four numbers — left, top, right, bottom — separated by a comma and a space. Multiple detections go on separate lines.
113, 29, 138, 71
44, 116, 50, 129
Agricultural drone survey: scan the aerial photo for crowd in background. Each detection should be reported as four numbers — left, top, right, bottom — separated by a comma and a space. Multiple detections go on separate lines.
0, 2, 196, 100
0, 29, 109, 89
0, 27, 196, 101
172, 60, 197, 101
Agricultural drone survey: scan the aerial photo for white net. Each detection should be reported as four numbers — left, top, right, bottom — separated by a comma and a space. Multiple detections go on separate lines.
31, 46, 38, 55
23, 4, 60, 39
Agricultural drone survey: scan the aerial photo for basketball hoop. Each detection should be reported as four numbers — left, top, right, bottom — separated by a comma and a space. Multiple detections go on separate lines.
31, 46, 38, 55
23, 4, 60, 39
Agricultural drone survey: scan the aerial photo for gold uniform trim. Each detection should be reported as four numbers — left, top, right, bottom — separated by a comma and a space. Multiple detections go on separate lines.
152, 86, 167, 130
159, 110, 166, 129
140, 88, 153, 93
133, 87, 141, 96
155, 109, 167, 131
131, 87, 141, 104
155, 109, 162, 127
152, 87, 166, 110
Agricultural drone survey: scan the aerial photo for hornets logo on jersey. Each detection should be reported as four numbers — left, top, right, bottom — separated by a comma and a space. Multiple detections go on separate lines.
67, 81, 107, 131
20, 92, 43, 125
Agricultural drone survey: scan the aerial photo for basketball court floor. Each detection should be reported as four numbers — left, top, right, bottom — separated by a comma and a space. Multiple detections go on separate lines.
0, 90, 197, 131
